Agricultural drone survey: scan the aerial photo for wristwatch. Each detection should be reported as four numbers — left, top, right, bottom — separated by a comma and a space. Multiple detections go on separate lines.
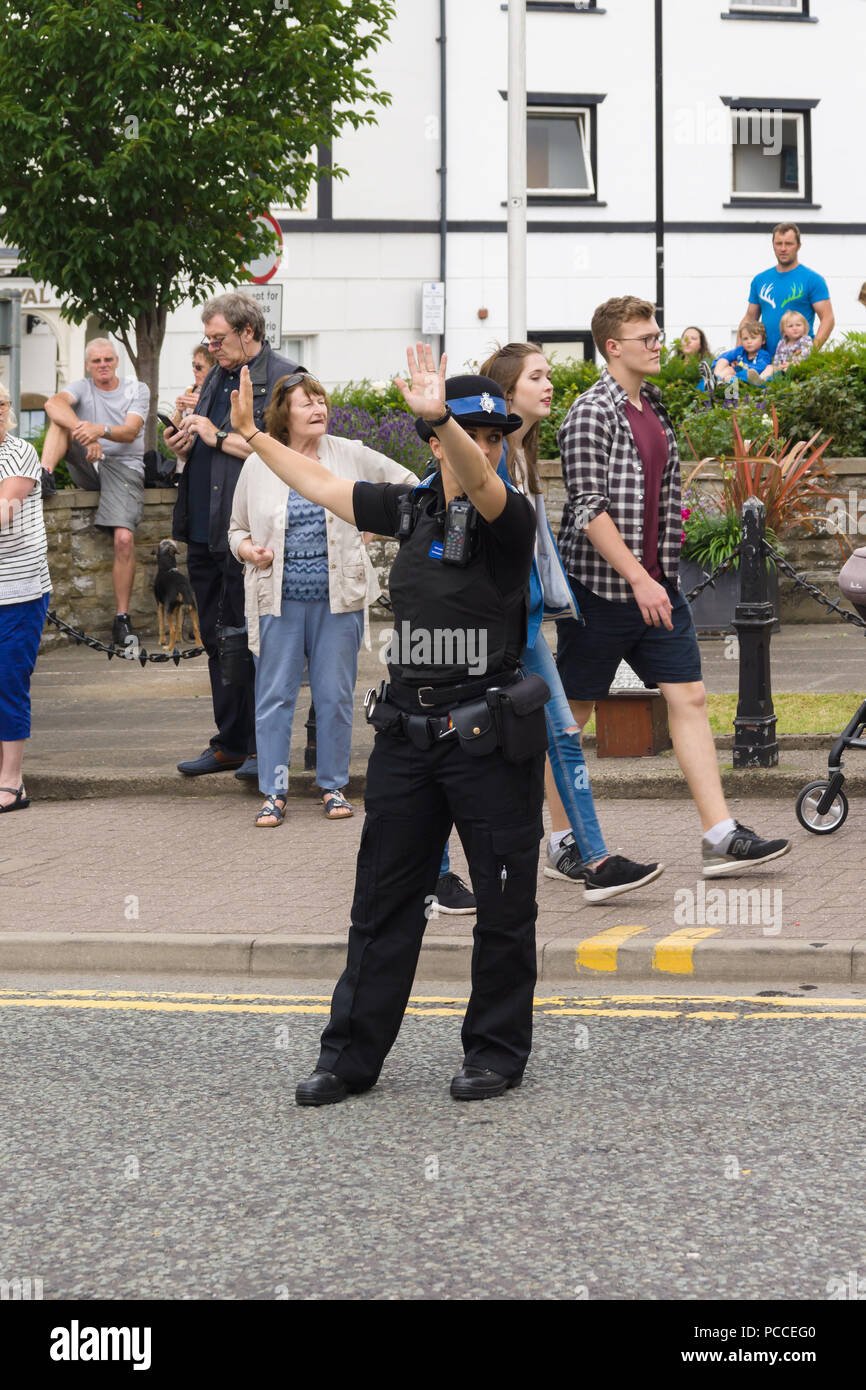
103, 424, 111, 439
215, 429, 228, 450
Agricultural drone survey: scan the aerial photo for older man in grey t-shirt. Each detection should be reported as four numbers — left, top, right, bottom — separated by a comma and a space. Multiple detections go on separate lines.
43, 339, 150, 647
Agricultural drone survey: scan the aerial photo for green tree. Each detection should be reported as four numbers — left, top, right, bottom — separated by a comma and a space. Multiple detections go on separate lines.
0, 0, 394, 443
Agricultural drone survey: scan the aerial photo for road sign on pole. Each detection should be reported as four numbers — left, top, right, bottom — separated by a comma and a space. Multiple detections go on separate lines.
422, 281, 445, 336
245, 283, 283, 348
243, 211, 283, 285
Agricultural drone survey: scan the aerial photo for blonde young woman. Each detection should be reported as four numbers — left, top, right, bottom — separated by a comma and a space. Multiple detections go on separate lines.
228, 372, 416, 826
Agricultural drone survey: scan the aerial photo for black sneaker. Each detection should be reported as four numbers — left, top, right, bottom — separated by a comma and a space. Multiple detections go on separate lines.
543, 832, 586, 883
702, 822, 791, 878
111, 613, 137, 649
583, 854, 664, 904
433, 872, 476, 916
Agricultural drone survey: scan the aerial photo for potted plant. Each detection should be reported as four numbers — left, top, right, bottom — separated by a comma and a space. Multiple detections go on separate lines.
679, 405, 842, 631
680, 499, 782, 633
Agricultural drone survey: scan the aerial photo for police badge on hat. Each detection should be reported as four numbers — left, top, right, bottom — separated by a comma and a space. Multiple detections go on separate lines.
480, 392, 495, 414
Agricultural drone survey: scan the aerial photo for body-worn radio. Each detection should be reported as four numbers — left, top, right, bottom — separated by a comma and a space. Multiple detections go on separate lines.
441, 498, 477, 567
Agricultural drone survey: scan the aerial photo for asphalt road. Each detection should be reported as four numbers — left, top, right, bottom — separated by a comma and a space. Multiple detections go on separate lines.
2, 971, 865, 1305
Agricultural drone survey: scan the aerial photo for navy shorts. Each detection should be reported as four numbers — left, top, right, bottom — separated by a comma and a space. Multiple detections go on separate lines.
556, 577, 702, 700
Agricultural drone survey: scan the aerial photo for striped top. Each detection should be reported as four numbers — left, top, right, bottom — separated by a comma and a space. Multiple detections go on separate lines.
282, 493, 330, 602
0, 434, 50, 606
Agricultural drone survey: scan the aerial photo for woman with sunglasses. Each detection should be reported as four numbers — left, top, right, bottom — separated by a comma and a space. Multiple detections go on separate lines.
229, 371, 417, 825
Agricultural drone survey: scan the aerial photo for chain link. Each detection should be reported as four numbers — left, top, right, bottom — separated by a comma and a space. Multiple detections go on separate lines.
682, 545, 742, 603
762, 542, 866, 630
45, 610, 205, 666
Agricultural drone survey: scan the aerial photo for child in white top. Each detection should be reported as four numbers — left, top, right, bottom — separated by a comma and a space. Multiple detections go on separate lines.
772, 310, 813, 372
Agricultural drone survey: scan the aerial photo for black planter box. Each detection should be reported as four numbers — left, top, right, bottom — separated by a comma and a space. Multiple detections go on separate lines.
679, 559, 780, 634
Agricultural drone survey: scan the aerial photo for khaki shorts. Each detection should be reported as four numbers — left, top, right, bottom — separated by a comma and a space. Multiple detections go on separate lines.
66, 447, 144, 534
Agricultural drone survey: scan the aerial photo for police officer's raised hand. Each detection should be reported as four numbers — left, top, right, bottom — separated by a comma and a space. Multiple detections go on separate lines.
393, 343, 448, 419
230, 365, 256, 439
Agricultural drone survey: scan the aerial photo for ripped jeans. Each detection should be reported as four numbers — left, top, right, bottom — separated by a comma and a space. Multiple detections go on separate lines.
438, 628, 606, 878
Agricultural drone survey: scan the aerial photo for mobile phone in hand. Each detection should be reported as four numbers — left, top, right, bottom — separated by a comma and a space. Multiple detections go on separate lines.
158, 413, 181, 434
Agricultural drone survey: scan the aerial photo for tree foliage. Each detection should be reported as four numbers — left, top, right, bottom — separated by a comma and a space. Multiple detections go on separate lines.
0, 0, 395, 415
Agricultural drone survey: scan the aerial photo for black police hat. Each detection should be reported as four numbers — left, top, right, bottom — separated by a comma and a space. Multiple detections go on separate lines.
415, 374, 523, 442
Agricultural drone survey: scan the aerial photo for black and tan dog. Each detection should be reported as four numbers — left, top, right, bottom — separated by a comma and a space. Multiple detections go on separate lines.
153, 539, 203, 649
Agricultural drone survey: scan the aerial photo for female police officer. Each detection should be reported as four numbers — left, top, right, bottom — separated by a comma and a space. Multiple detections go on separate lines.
231, 344, 547, 1104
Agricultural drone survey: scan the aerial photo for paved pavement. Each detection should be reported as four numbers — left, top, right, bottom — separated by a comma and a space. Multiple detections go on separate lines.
5, 621, 866, 982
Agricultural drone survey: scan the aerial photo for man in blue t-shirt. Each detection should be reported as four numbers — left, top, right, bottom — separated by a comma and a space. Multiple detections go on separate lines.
744, 223, 834, 356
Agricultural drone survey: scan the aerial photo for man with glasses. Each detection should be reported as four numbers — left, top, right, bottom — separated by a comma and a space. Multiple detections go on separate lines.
166, 292, 301, 778
553, 295, 790, 877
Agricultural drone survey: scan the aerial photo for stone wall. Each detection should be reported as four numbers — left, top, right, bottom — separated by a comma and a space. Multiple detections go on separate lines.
42, 487, 183, 646
43, 460, 866, 643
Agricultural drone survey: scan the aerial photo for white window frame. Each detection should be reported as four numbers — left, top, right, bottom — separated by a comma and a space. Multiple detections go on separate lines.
730, 108, 805, 201
733, 0, 806, 12
527, 106, 594, 197
729, 1, 805, 12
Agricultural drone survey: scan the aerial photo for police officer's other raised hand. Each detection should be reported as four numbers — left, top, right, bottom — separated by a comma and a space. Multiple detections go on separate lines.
230, 365, 357, 526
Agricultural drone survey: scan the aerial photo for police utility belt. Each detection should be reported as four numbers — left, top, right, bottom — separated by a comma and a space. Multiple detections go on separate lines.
364, 669, 550, 763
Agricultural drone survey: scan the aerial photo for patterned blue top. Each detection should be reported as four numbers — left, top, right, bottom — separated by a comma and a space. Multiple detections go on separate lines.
282, 493, 330, 601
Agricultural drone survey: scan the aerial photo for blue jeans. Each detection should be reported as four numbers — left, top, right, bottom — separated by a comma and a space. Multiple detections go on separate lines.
255, 597, 364, 795
522, 630, 607, 865
439, 631, 607, 877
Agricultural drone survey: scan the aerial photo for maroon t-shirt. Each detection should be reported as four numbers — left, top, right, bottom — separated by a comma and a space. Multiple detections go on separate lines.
623, 399, 669, 583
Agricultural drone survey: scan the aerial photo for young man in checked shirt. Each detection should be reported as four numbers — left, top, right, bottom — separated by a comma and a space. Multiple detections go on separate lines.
555, 295, 790, 877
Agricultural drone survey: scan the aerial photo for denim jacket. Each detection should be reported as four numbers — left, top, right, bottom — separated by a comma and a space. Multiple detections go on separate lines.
496, 452, 581, 649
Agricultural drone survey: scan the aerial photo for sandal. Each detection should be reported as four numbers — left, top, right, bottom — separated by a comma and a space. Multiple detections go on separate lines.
323, 788, 353, 819
0, 785, 30, 813
255, 794, 287, 828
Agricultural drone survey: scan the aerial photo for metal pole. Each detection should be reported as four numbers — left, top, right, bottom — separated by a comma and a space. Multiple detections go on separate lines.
0, 291, 22, 419
507, 0, 527, 343
304, 701, 317, 771
732, 498, 778, 768
437, 0, 447, 361
653, 0, 665, 328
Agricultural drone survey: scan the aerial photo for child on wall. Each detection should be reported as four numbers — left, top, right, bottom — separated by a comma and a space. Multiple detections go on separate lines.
710, 319, 773, 390
771, 310, 813, 373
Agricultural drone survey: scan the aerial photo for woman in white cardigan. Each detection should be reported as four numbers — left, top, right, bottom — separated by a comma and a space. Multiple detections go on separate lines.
228, 372, 416, 826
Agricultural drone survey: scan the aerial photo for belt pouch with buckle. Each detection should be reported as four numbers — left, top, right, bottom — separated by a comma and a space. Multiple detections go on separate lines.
492, 673, 550, 762
451, 696, 500, 757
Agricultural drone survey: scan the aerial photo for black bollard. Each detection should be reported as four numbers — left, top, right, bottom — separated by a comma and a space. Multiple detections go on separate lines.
304, 702, 317, 771
732, 497, 778, 767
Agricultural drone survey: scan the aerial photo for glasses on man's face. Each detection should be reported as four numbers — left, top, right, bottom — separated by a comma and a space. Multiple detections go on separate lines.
201, 328, 238, 349
615, 332, 665, 350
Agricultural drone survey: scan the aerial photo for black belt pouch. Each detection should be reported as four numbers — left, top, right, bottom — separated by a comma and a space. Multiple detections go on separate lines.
451, 697, 500, 757
493, 673, 551, 762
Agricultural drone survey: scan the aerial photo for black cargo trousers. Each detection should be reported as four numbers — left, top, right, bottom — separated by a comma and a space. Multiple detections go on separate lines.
316, 724, 545, 1091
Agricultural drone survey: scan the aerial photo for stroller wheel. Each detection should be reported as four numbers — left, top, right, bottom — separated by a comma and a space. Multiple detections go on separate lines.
795, 780, 849, 834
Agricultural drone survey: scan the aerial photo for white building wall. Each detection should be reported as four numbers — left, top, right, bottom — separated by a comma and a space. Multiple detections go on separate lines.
4, 0, 865, 405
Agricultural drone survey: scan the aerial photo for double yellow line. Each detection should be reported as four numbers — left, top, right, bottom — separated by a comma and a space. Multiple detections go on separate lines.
0, 988, 865, 1022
